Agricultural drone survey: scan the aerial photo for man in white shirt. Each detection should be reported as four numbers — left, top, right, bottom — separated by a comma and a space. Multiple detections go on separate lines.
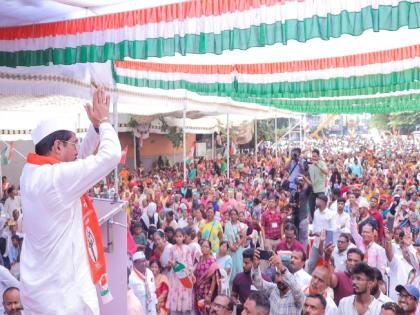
303, 294, 327, 315
129, 251, 157, 315
20, 88, 121, 315
371, 268, 392, 304
331, 233, 356, 273
338, 263, 382, 315
0, 265, 20, 315
3, 286, 24, 315
290, 249, 312, 289
3, 186, 20, 220
350, 202, 387, 276
384, 227, 417, 302
307, 194, 334, 273
332, 198, 351, 242
303, 266, 338, 315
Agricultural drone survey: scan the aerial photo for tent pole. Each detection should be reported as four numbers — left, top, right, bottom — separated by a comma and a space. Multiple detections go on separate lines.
212, 132, 215, 160
254, 119, 258, 162
112, 98, 119, 200
183, 105, 187, 183
300, 114, 303, 146
274, 112, 278, 159
133, 132, 136, 171
227, 113, 230, 180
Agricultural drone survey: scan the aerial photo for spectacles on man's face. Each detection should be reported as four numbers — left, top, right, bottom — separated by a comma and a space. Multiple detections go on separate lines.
61, 140, 80, 151
398, 293, 417, 301
211, 302, 230, 311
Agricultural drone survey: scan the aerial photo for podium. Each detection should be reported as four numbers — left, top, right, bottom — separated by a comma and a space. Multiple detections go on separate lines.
92, 198, 127, 315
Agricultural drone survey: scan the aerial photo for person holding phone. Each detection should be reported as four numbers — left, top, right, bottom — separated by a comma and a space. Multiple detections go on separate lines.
250, 249, 305, 315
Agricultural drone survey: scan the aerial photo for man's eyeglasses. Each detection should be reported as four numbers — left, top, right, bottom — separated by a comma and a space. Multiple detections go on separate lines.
211, 302, 231, 311
398, 293, 417, 301
61, 140, 80, 151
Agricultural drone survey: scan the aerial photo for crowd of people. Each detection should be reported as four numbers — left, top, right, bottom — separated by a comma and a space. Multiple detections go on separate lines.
1, 132, 419, 315
100, 134, 419, 315
0, 179, 23, 315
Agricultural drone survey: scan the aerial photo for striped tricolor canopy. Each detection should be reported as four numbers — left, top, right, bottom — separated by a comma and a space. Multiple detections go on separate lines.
0, 0, 419, 115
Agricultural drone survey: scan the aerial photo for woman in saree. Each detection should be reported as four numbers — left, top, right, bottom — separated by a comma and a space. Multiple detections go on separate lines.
150, 260, 169, 315
194, 240, 220, 315
223, 208, 246, 284
150, 230, 173, 272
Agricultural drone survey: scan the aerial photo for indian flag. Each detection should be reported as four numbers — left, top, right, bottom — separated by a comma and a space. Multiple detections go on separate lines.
1, 142, 13, 166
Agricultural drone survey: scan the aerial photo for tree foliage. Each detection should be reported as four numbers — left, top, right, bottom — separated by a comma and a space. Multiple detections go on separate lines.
160, 117, 183, 148
371, 111, 420, 133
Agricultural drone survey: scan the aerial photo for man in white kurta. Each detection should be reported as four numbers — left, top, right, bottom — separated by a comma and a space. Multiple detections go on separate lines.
19, 89, 121, 315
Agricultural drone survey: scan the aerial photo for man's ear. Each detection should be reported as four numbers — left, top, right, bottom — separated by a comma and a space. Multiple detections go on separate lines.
51, 139, 62, 154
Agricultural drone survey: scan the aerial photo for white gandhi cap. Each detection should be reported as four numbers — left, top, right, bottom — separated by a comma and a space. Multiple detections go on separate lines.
31, 118, 77, 145
132, 251, 146, 261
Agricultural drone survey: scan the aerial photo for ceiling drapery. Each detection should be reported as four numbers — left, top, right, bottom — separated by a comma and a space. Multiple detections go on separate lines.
113, 44, 420, 113
0, 0, 419, 67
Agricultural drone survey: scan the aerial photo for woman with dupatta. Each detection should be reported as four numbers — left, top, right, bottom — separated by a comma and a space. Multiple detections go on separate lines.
223, 208, 246, 284
150, 260, 169, 315
194, 240, 220, 315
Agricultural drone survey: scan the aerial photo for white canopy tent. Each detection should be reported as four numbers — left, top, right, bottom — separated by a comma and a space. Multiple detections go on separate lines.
0, 0, 419, 182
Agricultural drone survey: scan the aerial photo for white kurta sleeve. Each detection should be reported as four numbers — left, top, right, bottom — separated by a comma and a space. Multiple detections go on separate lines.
77, 125, 100, 159
52, 122, 121, 203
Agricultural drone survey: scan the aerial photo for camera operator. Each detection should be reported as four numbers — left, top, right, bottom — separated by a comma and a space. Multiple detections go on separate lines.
286, 148, 306, 192
288, 175, 312, 249
308, 149, 328, 221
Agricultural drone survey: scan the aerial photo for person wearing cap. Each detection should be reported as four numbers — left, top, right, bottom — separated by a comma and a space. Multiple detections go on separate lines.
19, 88, 121, 315
396, 285, 419, 315
350, 199, 387, 276
129, 251, 157, 315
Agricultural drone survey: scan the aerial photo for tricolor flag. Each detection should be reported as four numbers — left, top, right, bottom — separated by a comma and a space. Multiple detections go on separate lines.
1, 142, 13, 166
119, 146, 128, 164
230, 143, 236, 156
173, 261, 193, 288
216, 134, 222, 146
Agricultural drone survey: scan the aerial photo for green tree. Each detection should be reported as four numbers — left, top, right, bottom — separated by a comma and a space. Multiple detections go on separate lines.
256, 118, 291, 142
388, 112, 420, 134
371, 111, 420, 134
370, 113, 390, 130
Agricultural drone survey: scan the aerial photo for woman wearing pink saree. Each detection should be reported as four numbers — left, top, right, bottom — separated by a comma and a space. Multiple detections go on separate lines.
194, 240, 220, 315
